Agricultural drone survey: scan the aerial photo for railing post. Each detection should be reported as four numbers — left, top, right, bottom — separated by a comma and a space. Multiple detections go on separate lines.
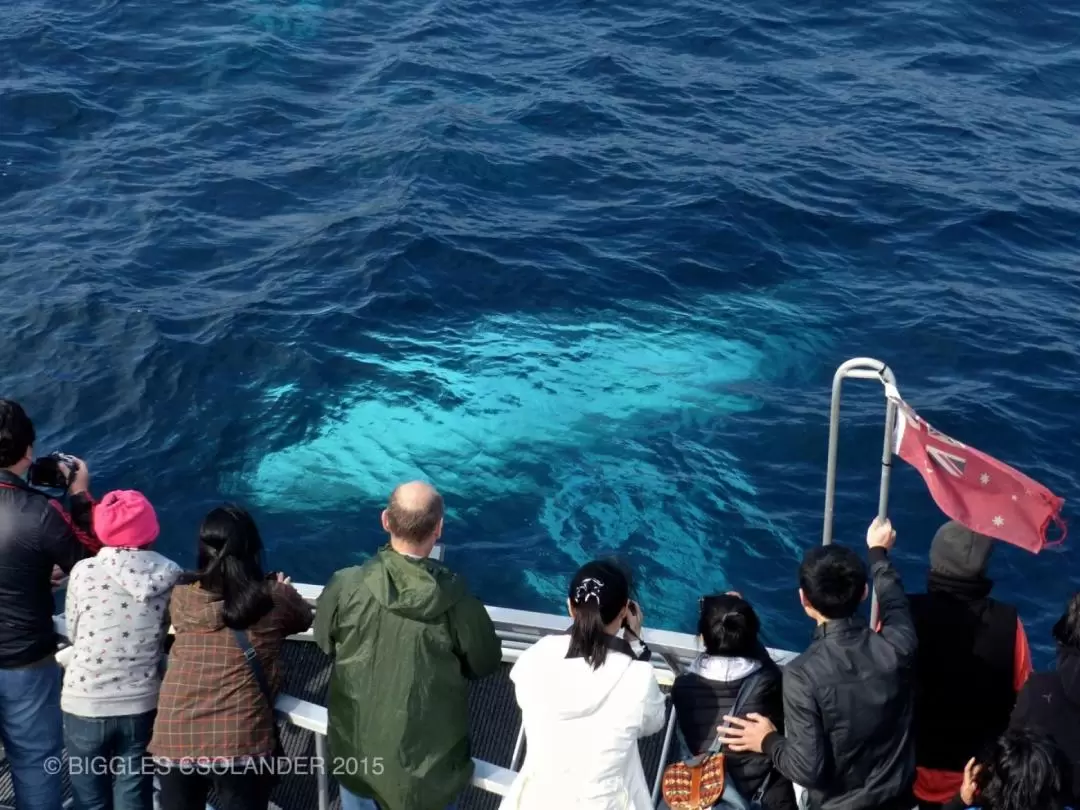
315, 733, 330, 810
651, 709, 679, 807
821, 358, 897, 628
510, 725, 526, 772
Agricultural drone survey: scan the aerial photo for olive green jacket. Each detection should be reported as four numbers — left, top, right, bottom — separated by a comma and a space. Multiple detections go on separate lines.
314, 545, 501, 810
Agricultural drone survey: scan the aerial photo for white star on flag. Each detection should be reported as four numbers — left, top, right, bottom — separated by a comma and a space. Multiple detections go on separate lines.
979, 473, 991, 486
1011, 495, 1019, 501
992, 515, 1005, 527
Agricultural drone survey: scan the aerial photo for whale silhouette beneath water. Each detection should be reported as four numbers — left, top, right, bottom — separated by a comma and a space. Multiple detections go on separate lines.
250, 0, 324, 38
235, 295, 822, 609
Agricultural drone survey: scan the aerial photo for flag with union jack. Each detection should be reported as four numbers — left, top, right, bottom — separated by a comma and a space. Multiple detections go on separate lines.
887, 385, 1066, 553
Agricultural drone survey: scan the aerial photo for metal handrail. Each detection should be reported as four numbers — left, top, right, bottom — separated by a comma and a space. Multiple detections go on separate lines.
822, 357, 898, 628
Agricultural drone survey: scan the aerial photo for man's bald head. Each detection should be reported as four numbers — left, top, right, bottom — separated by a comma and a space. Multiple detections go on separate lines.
383, 481, 444, 547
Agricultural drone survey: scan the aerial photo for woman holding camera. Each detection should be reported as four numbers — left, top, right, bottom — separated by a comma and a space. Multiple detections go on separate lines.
499, 559, 666, 810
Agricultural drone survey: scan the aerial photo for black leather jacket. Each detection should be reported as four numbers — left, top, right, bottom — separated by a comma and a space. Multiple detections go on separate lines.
0, 470, 94, 667
763, 547, 918, 810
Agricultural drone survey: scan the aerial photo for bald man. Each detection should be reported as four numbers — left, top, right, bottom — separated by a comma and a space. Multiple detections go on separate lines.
315, 482, 501, 810
382, 481, 445, 558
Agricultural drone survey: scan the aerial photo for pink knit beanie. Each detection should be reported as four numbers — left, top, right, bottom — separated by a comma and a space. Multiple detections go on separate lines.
92, 490, 160, 549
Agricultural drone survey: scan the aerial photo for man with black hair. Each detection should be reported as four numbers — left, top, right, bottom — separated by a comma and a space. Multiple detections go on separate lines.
945, 729, 1073, 810
720, 517, 918, 810
0, 399, 97, 810
315, 481, 501, 810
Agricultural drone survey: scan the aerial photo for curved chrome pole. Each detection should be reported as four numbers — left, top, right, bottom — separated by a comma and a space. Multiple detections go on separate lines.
652, 708, 679, 807
510, 725, 526, 771
821, 358, 898, 628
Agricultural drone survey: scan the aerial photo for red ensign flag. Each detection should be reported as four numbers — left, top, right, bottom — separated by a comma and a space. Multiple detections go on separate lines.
888, 387, 1066, 553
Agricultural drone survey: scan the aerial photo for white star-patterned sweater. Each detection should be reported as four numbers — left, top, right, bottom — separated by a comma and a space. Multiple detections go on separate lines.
61, 547, 182, 718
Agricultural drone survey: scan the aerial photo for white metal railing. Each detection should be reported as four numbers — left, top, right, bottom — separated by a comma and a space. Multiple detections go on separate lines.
290, 583, 798, 678
284, 584, 797, 807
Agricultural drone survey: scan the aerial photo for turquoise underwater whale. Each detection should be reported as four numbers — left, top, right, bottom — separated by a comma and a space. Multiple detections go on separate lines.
238, 295, 821, 614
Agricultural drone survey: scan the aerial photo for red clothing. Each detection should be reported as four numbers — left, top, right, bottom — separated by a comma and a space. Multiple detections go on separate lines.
913, 619, 1032, 803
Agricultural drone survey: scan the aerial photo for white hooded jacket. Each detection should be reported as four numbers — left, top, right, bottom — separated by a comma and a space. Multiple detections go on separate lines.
61, 546, 182, 718
500, 633, 667, 810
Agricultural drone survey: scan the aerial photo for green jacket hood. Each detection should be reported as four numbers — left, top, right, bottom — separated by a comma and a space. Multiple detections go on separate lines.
361, 545, 467, 621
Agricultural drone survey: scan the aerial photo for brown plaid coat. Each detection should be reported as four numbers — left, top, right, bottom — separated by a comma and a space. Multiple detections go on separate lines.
148, 581, 313, 760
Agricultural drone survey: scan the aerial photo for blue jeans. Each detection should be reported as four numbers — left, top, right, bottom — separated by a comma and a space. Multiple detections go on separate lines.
338, 785, 457, 810
63, 710, 156, 810
0, 660, 64, 810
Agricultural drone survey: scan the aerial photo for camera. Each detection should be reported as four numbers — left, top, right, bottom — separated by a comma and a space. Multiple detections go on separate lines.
28, 453, 79, 490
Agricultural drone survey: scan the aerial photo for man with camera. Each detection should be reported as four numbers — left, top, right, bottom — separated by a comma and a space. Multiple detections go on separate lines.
0, 398, 99, 810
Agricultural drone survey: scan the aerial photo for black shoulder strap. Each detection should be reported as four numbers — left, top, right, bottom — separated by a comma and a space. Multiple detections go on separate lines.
707, 670, 762, 755
231, 629, 274, 712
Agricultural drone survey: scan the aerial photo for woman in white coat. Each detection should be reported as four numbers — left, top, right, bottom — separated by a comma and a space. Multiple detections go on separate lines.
500, 559, 667, 810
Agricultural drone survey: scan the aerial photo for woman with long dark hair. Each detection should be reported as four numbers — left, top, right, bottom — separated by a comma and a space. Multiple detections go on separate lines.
148, 505, 313, 810
500, 559, 666, 810
670, 593, 795, 809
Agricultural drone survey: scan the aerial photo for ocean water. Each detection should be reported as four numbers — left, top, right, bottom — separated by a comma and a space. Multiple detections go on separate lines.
2, 0, 1079, 660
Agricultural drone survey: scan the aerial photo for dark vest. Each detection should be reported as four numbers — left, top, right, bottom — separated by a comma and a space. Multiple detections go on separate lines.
910, 573, 1017, 771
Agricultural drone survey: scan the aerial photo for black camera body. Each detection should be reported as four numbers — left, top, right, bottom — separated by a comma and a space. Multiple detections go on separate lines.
28, 453, 79, 490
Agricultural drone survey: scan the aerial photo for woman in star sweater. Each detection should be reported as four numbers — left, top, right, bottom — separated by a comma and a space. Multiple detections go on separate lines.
61, 490, 182, 810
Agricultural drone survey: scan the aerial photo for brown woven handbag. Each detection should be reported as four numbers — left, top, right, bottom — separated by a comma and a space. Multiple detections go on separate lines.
661, 671, 762, 810
661, 748, 726, 809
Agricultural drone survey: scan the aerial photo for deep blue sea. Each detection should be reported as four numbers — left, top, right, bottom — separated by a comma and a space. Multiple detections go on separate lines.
2, 0, 1079, 661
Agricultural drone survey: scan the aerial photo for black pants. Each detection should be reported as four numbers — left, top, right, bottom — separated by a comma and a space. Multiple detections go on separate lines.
157, 766, 274, 810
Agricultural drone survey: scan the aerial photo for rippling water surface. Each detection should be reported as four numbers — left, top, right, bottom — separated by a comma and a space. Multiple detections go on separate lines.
2, 0, 1079, 657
